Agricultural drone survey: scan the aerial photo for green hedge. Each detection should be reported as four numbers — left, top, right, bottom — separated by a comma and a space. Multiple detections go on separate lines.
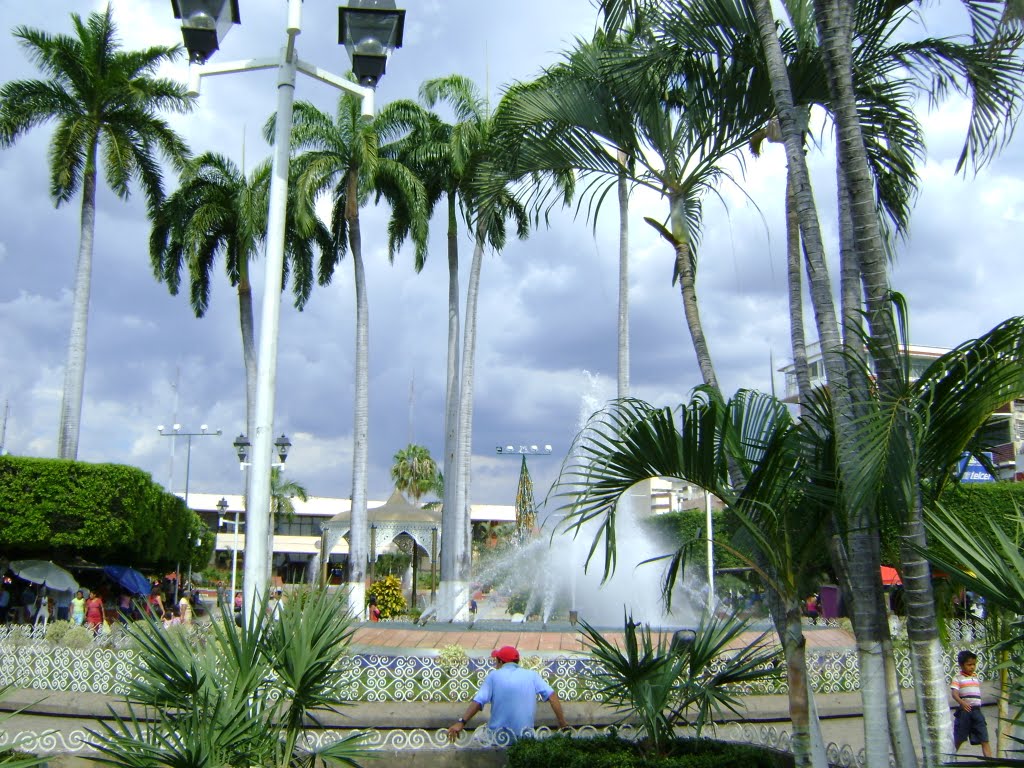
508, 735, 790, 768
0, 455, 205, 567
878, 482, 1024, 567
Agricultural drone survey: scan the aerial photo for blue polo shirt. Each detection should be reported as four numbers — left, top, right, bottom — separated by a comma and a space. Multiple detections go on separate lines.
472, 663, 554, 735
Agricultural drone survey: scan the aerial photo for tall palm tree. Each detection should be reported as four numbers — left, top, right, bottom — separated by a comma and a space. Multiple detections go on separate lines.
150, 152, 332, 438
0, 6, 192, 459
390, 444, 439, 503
378, 76, 488, 617
268, 92, 427, 610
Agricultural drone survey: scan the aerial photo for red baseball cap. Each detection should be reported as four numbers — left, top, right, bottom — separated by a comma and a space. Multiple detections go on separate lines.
491, 645, 520, 663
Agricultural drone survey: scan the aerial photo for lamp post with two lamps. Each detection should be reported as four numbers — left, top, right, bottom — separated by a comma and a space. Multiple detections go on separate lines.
216, 496, 241, 608
170, 0, 405, 619
234, 433, 291, 586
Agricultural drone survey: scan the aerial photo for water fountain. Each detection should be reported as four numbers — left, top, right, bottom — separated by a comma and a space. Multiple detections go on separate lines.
468, 371, 709, 630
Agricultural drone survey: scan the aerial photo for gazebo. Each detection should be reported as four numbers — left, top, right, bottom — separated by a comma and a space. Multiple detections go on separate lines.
322, 488, 441, 609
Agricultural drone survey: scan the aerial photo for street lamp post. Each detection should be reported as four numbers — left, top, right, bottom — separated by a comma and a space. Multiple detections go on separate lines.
234, 433, 291, 589
171, 0, 404, 623
216, 496, 241, 608
158, 423, 221, 601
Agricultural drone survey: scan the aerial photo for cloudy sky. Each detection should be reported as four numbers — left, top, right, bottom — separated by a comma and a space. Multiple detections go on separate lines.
0, 0, 1021, 512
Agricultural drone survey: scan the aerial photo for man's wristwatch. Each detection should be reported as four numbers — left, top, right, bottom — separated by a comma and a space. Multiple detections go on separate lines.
457, 718, 467, 725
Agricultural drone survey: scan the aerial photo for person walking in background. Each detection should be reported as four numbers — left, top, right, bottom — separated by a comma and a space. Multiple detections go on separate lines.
53, 589, 71, 621
85, 591, 104, 632
21, 584, 37, 624
447, 645, 568, 740
952, 649, 991, 757
268, 588, 285, 621
71, 590, 86, 625
147, 586, 165, 618
178, 593, 193, 627
0, 584, 10, 624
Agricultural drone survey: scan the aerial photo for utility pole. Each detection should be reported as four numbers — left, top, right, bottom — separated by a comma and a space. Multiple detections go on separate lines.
0, 400, 8, 455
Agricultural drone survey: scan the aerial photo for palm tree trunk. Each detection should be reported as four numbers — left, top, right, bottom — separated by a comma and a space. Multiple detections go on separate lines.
448, 225, 487, 621
785, 172, 812, 413
617, 164, 630, 399
440, 193, 462, 611
346, 169, 369, 615
669, 196, 719, 392
883, 630, 918, 768
57, 142, 99, 460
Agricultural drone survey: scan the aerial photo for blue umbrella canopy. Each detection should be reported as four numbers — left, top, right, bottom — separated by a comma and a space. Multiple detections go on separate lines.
103, 565, 151, 596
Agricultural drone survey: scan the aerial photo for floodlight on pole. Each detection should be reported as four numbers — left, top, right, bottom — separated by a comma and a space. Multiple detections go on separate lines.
171, 0, 403, 626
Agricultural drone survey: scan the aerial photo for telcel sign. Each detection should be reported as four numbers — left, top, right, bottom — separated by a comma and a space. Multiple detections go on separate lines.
958, 452, 995, 483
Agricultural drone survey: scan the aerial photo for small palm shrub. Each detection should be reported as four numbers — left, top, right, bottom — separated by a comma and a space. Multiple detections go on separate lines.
367, 575, 406, 618
88, 589, 367, 768
582, 609, 781, 756
6, 627, 32, 647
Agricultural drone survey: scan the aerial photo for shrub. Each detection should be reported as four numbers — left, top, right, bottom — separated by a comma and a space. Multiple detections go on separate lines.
506, 591, 528, 615
437, 644, 468, 672
508, 735, 787, 768
45, 620, 74, 644
6, 626, 32, 647
60, 625, 95, 650
367, 575, 406, 619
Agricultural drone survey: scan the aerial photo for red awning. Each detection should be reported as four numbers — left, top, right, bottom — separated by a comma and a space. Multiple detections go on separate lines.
881, 566, 902, 586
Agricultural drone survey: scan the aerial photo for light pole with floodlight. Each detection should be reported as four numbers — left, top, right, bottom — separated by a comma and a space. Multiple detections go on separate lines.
170, 0, 405, 621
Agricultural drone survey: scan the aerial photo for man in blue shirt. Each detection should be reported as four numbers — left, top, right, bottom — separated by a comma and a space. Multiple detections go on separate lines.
448, 645, 568, 740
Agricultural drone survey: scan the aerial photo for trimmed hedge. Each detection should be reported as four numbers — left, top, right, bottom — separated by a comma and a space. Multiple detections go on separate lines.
508, 735, 790, 768
880, 482, 1024, 566
0, 455, 205, 567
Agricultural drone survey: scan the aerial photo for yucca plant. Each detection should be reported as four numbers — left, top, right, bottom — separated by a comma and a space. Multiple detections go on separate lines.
88, 589, 367, 768
581, 608, 780, 756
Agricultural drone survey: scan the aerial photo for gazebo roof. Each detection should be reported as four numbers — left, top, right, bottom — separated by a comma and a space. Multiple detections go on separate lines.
324, 488, 441, 527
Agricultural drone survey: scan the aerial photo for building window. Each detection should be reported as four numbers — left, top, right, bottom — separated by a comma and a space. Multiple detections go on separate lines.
274, 516, 324, 536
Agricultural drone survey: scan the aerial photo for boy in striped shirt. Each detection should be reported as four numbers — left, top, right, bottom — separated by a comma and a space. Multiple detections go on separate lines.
951, 650, 991, 757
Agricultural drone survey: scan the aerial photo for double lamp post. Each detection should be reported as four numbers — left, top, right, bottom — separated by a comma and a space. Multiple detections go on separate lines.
170, 0, 405, 620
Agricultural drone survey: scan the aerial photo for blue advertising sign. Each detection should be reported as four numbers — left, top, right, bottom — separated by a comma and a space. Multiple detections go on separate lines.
958, 452, 995, 483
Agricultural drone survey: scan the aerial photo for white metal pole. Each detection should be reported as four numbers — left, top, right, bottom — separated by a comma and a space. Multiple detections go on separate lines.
243, 0, 302, 627
230, 508, 240, 607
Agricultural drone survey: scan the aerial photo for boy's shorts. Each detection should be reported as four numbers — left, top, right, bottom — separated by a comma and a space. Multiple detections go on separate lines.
954, 705, 989, 746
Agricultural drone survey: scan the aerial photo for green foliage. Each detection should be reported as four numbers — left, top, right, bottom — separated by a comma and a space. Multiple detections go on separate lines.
581, 609, 780, 755
508, 734, 785, 768
506, 591, 529, 616
390, 444, 441, 503
88, 588, 367, 768
437, 644, 469, 671
642, 509, 747, 572
367, 575, 406, 618
44, 620, 74, 645
375, 553, 411, 578
0, 456, 203, 566
60, 625, 95, 650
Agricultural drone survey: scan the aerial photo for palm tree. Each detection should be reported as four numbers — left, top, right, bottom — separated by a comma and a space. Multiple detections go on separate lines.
496, 29, 770, 394
268, 92, 427, 610
0, 6, 192, 459
150, 152, 333, 438
390, 444, 440, 504
378, 76, 487, 616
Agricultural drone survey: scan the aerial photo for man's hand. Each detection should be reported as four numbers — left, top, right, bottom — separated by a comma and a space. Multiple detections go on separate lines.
447, 721, 465, 741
